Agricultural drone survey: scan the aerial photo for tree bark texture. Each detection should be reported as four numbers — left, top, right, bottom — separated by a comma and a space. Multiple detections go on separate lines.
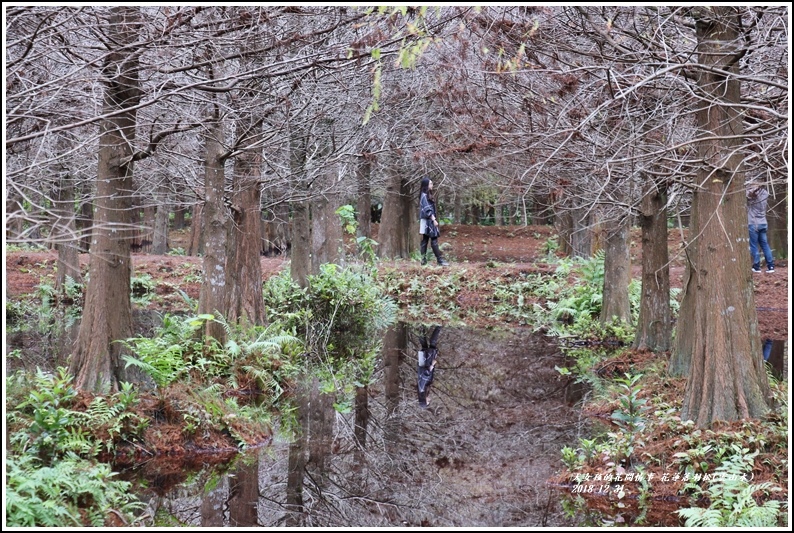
633, 180, 671, 352
77, 184, 94, 253
53, 174, 83, 290
600, 214, 632, 325
681, 7, 772, 426
226, 147, 265, 327
173, 201, 188, 230
289, 129, 310, 288
570, 204, 593, 258
198, 119, 230, 343
310, 189, 343, 272
69, 6, 141, 393
151, 184, 170, 254
668, 192, 698, 377
353, 385, 369, 452
188, 201, 204, 256
377, 173, 413, 259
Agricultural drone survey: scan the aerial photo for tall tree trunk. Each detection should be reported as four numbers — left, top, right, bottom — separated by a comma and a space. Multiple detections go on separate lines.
570, 204, 592, 258
173, 201, 188, 230
353, 385, 369, 452
226, 148, 265, 327
151, 184, 170, 254
286, 381, 309, 527
188, 201, 204, 256
669, 201, 698, 377
376, 172, 403, 259
306, 379, 335, 488
310, 187, 343, 272
53, 173, 83, 290
289, 129, 311, 288
681, 7, 771, 426
377, 173, 412, 259
310, 121, 343, 272
600, 214, 632, 325
554, 199, 574, 257
633, 180, 671, 352
69, 6, 141, 393
198, 118, 229, 343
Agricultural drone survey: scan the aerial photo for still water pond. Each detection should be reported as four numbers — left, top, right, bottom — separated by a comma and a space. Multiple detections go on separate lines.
121, 324, 585, 527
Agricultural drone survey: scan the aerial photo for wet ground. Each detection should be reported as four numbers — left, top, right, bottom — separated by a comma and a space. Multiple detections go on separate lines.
121, 324, 586, 527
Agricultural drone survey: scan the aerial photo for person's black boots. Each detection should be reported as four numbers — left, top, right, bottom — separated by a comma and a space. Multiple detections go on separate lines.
421, 255, 427, 265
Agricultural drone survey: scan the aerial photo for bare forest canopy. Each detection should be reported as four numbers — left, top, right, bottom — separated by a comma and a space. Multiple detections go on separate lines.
5, 5, 788, 243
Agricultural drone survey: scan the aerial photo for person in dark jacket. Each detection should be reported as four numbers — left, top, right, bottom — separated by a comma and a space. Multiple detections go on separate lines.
417, 325, 442, 408
747, 183, 775, 273
419, 177, 449, 266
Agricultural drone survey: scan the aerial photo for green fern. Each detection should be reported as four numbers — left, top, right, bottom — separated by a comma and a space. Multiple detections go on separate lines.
6, 454, 144, 527
676, 449, 783, 527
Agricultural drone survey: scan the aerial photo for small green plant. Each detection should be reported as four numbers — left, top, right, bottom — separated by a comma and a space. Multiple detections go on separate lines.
560, 445, 582, 470
578, 437, 599, 461
167, 247, 187, 256
543, 235, 559, 257
611, 372, 650, 432
12, 367, 80, 461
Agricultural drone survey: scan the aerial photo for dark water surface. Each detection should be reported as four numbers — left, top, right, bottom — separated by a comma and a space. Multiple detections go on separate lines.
123, 324, 584, 527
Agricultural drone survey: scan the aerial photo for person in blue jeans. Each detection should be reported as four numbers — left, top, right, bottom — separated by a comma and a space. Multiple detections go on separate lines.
747, 184, 775, 273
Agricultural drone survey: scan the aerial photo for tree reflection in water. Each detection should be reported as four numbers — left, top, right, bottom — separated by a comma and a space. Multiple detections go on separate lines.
133, 324, 583, 527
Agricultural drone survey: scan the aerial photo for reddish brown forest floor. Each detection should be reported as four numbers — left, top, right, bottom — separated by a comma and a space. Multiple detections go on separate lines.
5, 223, 788, 341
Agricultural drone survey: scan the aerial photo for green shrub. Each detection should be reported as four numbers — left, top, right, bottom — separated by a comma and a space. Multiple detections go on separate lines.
262, 262, 397, 410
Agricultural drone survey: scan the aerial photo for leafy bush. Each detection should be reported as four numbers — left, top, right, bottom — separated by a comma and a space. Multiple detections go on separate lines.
262, 262, 397, 410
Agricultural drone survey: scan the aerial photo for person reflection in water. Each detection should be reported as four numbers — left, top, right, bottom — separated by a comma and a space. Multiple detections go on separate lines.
417, 325, 442, 409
